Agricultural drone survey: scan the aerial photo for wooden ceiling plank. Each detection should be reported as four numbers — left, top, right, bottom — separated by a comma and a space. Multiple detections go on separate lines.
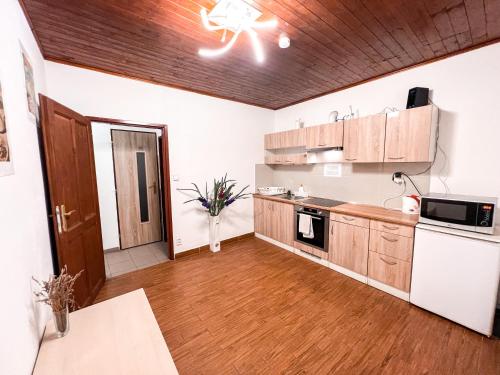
252, 0, 369, 80
21, 0, 500, 109
314, 0, 405, 69
484, 0, 500, 38
122, 0, 352, 86
336, 0, 415, 66
464, 0, 487, 42
362, 0, 429, 62
422, 0, 461, 53
281, 0, 390, 74
28, 2, 340, 93
447, 2, 474, 48
30, 8, 344, 100
388, 0, 448, 57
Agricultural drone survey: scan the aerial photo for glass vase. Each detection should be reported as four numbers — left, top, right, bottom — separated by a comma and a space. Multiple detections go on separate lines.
209, 215, 221, 252
53, 306, 70, 338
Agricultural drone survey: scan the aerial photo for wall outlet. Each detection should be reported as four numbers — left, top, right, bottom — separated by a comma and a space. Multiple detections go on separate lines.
175, 238, 182, 246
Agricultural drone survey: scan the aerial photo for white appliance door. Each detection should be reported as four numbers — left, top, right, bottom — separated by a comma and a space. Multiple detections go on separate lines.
410, 227, 500, 336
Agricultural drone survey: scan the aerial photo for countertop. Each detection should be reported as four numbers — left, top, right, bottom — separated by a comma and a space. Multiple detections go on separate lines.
253, 193, 419, 227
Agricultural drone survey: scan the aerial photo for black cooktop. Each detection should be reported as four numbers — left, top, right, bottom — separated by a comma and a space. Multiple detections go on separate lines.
301, 197, 345, 208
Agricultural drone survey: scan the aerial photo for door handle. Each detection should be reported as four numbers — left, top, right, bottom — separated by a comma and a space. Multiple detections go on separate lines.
344, 157, 357, 161
382, 224, 399, 231
61, 204, 76, 232
387, 156, 405, 160
380, 256, 397, 266
342, 216, 355, 222
55, 205, 63, 234
381, 235, 398, 243
149, 184, 157, 194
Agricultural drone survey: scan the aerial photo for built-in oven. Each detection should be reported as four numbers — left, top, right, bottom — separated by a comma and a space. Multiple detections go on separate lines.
419, 193, 497, 234
294, 205, 330, 252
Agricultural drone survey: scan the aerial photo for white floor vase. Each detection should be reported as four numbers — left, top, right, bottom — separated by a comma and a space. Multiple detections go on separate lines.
209, 215, 221, 252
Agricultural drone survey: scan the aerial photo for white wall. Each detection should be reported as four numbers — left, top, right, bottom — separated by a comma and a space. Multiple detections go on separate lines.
46, 62, 274, 253
0, 1, 53, 374
274, 43, 500, 201
92, 123, 161, 251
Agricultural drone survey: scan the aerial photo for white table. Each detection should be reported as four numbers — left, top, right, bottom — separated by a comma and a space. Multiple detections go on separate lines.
33, 289, 179, 374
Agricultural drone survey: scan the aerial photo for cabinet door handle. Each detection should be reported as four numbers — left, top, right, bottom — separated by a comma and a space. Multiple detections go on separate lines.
317, 143, 327, 146
387, 156, 405, 160
381, 235, 398, 243
342, 216, 355, 221
330, 225, 333, 235
382, 224, 399, 231
345, 157, 357, 161
380, 256, 397, 266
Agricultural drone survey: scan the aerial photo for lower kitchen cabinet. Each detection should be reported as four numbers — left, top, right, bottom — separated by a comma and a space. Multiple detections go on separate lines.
254, 197, 293, 246
329, 220, 369, 275
368, 252, 411, 292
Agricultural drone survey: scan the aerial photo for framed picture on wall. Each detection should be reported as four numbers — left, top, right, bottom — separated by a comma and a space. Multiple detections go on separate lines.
0, 79, 14, 177
20, 43, 38, 123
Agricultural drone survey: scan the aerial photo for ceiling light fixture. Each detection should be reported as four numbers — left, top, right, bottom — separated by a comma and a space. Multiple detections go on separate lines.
278, 34, 290, 49
198, 0, 278, 63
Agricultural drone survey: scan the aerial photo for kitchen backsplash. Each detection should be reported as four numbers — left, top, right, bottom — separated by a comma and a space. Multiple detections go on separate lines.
256, 163, 431, 209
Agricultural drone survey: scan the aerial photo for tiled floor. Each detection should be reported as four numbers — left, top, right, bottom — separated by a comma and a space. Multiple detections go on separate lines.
104, 241, 169, 278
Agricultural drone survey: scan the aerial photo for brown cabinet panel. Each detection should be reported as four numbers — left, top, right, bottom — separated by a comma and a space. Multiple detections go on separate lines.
276, 202, 294, 246
370, 220, 414, 238
265, 153, 307, 165
254, 197, 266, 235
368, 251, 411, 292
264, 128, 306, 150
255, 199, 294, 246
294, 241, 329, 259
329, 221, 369, 275
369, 230, 414, 262
343, 114, 386, 162
331, 213, 370, 228
384, 105, 436, 162
306, 122, 343, 150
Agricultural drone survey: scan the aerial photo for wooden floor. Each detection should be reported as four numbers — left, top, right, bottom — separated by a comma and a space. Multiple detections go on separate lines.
96, 236, 499, 374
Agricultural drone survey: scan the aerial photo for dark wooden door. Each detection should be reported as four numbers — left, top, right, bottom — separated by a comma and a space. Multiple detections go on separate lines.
40, 95, 105, 308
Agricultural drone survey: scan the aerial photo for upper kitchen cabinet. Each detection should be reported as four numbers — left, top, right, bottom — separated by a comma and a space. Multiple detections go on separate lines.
343, 114, 386, 163
305, 122, 343, 150
384, 105, 438, 163
264, 128, 306, 150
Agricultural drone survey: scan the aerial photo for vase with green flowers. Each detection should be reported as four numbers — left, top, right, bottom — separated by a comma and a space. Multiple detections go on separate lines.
179, 174, 250, 252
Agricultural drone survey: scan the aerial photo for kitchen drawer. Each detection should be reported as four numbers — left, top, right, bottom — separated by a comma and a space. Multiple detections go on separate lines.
368, 251, 411, 292
331, 213, 370, 228
369, 230, 413, 262
294, 241, 329, 260
370, 220, 414, 238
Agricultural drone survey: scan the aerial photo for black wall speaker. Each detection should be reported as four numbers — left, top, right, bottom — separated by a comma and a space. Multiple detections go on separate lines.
406, 87, 429, 109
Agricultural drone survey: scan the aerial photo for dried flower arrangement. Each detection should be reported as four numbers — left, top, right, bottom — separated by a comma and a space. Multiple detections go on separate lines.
33, 266, 83, 312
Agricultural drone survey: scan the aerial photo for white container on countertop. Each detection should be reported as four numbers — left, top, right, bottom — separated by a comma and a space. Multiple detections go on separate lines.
402, 194, 420, 215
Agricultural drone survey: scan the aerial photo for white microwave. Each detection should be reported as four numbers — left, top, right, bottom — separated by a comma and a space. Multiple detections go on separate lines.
419, 193, 497, 234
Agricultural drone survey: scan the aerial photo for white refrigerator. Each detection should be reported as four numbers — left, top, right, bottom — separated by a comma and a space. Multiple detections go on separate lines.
410, 223, 500, 336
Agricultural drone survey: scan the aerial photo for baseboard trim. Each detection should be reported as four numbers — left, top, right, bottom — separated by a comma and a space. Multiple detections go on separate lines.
328, 263, 368, 284
104, 247, 120, 253
368, 278, 410, 301
175, 232, 255, 259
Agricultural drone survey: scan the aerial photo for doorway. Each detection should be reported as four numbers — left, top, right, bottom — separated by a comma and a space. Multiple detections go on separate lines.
90, 119, 174, 278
